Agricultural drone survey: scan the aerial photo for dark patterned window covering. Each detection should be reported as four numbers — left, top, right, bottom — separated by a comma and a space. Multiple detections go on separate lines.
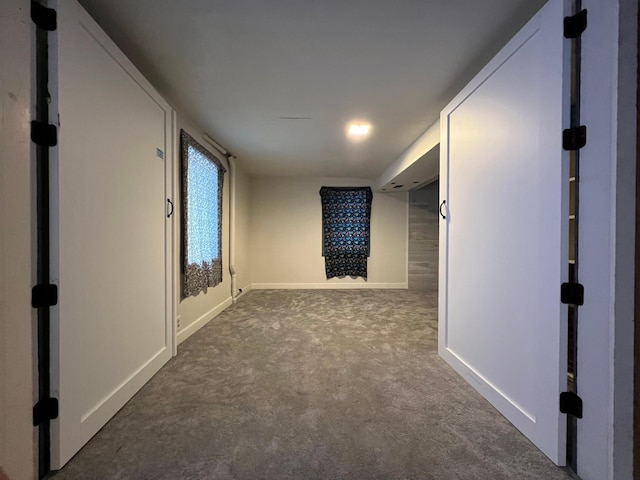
181, 130, 226, 298
319, 186, 373, 279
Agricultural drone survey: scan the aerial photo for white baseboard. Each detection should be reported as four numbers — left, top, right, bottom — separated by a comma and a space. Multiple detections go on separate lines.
235, 284, 252, 299
251, 282, 408, 290
177, 296, 233, 345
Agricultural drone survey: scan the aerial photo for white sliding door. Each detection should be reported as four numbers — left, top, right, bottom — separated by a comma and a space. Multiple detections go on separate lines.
438, 0, 570, 464
51, 0, 175, 468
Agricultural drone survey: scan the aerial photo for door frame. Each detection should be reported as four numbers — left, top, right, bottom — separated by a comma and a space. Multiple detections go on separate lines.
576, 0, 637, 478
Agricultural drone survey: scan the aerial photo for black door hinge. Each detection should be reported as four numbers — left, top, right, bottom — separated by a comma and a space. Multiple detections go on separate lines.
561, 282, 584, 306
31, 121, 58, 147
563, 126, 587, 151
560, 392, 583, 418
33, 397, 59, 426
31, 1, 57, 31
32, 284, 58, 308
564, 9, 587, 39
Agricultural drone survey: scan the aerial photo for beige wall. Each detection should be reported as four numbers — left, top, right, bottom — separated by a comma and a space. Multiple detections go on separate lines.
0, 1, 37, 479
249, 177, 408, 287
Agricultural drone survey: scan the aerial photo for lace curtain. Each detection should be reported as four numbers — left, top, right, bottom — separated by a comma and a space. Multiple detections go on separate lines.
181, 130, 226, 297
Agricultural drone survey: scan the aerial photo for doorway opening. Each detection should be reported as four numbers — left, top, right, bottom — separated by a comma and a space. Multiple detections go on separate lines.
408, 181, 439, 294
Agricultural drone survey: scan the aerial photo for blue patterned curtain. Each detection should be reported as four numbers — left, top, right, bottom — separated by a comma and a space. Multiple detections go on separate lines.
319, 187, 373, 279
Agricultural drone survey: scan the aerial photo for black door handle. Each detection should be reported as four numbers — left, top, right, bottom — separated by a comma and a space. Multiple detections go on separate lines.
439, 200, 446, 220
167, 199, 174, 218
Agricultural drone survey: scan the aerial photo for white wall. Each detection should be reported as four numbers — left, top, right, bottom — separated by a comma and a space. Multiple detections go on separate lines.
0, 1, 36, 479
250, 177, 407, 288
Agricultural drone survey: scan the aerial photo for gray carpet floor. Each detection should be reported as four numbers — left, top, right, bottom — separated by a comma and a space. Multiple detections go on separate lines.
54, 290, 576, 480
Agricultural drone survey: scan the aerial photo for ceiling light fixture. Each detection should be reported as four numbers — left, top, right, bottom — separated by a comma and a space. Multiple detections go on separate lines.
347, 122, 372, 137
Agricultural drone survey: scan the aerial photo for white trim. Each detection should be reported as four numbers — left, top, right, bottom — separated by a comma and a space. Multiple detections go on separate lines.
576, 1, 637, 478
228, 156, 239, 303
406, 191, 410, 287
79, 347, 168, 423
177, 297, 233, 345
171, 109, 179, 357
611, 3, 636, 479
442, 346, 535, 422
235, 284, 252, 299
251, 283, 408, 290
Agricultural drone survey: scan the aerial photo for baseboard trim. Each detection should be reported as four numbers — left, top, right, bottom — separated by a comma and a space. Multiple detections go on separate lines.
251, 282, 408, 290
235, 284, 252, 298
239, 284, 252, 296
177, 296, 233, 345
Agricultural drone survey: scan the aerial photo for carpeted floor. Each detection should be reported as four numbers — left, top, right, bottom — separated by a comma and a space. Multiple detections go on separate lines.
54, 290, 575, 480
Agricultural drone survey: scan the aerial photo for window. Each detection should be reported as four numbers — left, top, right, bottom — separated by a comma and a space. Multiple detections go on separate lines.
181, 130, 226, 297
319, 186, 373, 279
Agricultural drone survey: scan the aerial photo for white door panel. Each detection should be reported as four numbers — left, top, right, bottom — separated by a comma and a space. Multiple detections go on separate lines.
51, 0, 174, 468
439, 0, 570, 464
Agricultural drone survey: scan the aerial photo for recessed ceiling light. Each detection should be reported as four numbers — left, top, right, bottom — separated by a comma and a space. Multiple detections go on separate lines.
347, 122, 372, 137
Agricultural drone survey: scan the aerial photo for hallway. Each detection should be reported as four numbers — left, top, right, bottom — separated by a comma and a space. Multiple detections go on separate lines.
54, 290, 573, 479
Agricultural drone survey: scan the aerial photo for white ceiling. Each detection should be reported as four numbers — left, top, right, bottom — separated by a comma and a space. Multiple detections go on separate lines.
77, 0, 547, 179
